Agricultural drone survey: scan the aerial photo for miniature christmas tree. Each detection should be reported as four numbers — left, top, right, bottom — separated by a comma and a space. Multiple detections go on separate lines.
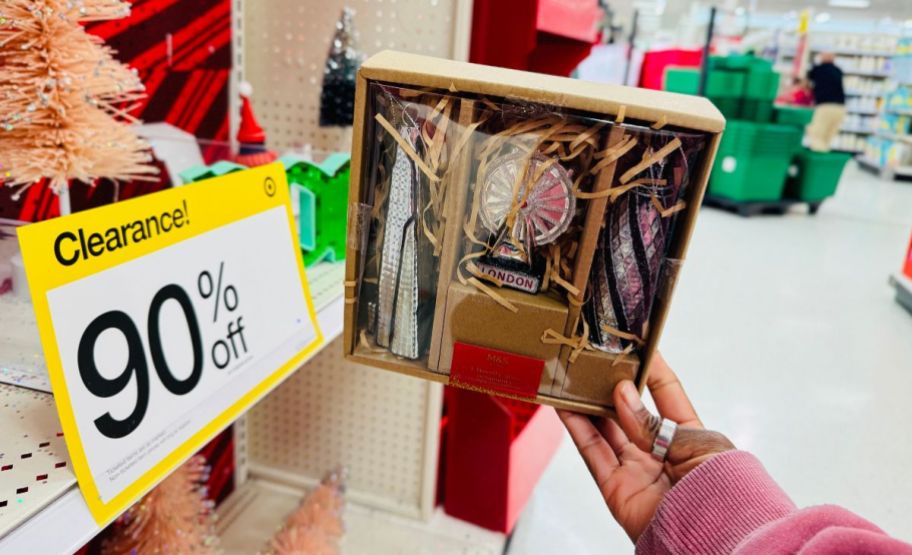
319, 8, 363, 127
0, 0, 156, 201
100, 456, 218, 555
267, 470, 346, 555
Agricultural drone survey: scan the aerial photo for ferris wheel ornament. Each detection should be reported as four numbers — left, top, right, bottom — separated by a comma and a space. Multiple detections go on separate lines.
475, 153, 576, 294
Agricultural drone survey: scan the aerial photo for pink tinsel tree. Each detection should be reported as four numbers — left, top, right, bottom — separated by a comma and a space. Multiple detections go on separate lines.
100, 456, 218, 555
267, 470, 346, 555
0, 0, 156, 204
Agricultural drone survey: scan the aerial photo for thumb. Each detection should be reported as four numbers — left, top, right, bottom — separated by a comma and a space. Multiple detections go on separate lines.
613, 380, 661, 452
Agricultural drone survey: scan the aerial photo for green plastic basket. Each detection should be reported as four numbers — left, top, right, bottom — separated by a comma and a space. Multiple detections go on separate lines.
709, 95, 742, 119
774, 106, 814, 126
785, 149, 851, 201
741, 98, 774, 122
709, 121, 803, 201
708, 70, 746, 97
665, 68, 746, 98
664, 68, 699, 94
744, 70, 779, 100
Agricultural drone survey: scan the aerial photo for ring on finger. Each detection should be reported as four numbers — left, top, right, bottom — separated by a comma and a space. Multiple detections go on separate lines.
651, 418, 677, 462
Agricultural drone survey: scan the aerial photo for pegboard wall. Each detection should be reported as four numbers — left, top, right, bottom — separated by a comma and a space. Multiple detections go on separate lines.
245, 336, 443, 520
242, 0, 473, 153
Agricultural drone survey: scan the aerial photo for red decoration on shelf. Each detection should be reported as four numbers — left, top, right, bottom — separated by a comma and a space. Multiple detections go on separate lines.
470, 0, 600, 76
232, 82, 278, 167
85, 0, 232, 150
903, 229, 912, 280
442, 388, 563, 533
638, 48, 704, 90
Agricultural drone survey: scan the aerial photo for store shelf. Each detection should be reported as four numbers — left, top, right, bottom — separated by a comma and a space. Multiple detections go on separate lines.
845, 90, 884, 97
889, 273, 912, 315
846, 109, 879, 116
811, 47, 894, 57
857, 155, 882, 170
842, 70, 890, 78
841, 127, 875, 134
856, 155, 912, 180
885, 107, 912, 116
876, 131, 912, 145
832, 147, 863, 154
0, 263, 346, 554
217, 479, 506, 554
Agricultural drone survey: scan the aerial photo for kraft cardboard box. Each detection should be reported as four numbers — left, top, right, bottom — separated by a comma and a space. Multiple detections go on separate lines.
343, 51, 724, 415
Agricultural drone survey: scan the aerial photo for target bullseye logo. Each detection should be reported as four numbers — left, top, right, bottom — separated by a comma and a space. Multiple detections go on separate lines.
264, 176, 277, 197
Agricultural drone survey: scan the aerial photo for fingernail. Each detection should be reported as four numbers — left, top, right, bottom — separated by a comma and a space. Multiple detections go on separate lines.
620, 381, 644, 412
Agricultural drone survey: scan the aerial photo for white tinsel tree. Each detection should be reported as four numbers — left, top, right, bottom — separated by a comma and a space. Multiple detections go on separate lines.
0, 0, 156, 208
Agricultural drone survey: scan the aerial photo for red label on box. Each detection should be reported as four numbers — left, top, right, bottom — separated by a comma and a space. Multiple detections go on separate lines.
450, 342, 544, 399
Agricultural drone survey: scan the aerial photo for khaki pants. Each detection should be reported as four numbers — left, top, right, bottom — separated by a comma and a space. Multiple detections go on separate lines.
806, 103, 847, 152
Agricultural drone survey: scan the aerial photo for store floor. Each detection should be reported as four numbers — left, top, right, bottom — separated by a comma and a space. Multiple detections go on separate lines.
508, 162, 912, 553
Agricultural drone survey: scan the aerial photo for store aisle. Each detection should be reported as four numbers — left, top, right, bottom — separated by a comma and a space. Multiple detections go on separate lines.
509, 162, 912, 554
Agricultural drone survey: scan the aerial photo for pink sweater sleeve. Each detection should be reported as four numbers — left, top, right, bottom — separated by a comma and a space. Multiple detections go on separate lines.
635, 450, 912, 555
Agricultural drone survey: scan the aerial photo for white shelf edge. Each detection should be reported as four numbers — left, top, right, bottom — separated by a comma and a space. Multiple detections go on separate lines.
891, 273, 912, 293
0, 291, 345, 555
889, 273, 912, 314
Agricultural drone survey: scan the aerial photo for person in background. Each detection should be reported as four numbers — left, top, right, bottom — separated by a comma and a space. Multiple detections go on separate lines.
805, 52, 846, 152
559, 354, 912, 554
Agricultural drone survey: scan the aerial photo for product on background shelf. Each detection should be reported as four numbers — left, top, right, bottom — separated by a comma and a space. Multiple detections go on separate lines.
234, 83, 278, 167
265, 470, 346, 555
282, 153, 351, 267
319, 8, 364, 127
470, 0, 601, 77
0, 0, 157, 200
903, 229, 912, 281
100, 456, 218, 554
343, 52, 723, 414
180, 161, 248, 185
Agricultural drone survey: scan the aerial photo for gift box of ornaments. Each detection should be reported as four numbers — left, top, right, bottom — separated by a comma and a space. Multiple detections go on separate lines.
343, 51, 724, 414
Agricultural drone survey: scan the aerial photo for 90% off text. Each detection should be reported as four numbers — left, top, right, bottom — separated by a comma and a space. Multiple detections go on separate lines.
77, 262, 248, 439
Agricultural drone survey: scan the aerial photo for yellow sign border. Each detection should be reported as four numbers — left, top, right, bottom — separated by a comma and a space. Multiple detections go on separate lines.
17, 163, 324, 525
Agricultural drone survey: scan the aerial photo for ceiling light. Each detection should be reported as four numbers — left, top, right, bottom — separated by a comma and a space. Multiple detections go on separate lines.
815, 12, 832, 23
828, 0, 870, 7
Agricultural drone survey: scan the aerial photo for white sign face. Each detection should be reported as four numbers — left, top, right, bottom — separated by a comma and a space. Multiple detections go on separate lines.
47, 206, 315, 502
18, 165, 323, 522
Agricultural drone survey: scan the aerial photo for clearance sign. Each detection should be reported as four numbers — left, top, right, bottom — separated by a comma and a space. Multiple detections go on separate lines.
17, 164, 323, 524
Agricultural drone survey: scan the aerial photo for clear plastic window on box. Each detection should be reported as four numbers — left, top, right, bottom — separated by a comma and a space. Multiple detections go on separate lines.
349, 82, 711, 410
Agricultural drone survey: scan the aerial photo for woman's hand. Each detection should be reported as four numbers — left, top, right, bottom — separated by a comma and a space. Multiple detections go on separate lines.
558, 353, 734, 541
